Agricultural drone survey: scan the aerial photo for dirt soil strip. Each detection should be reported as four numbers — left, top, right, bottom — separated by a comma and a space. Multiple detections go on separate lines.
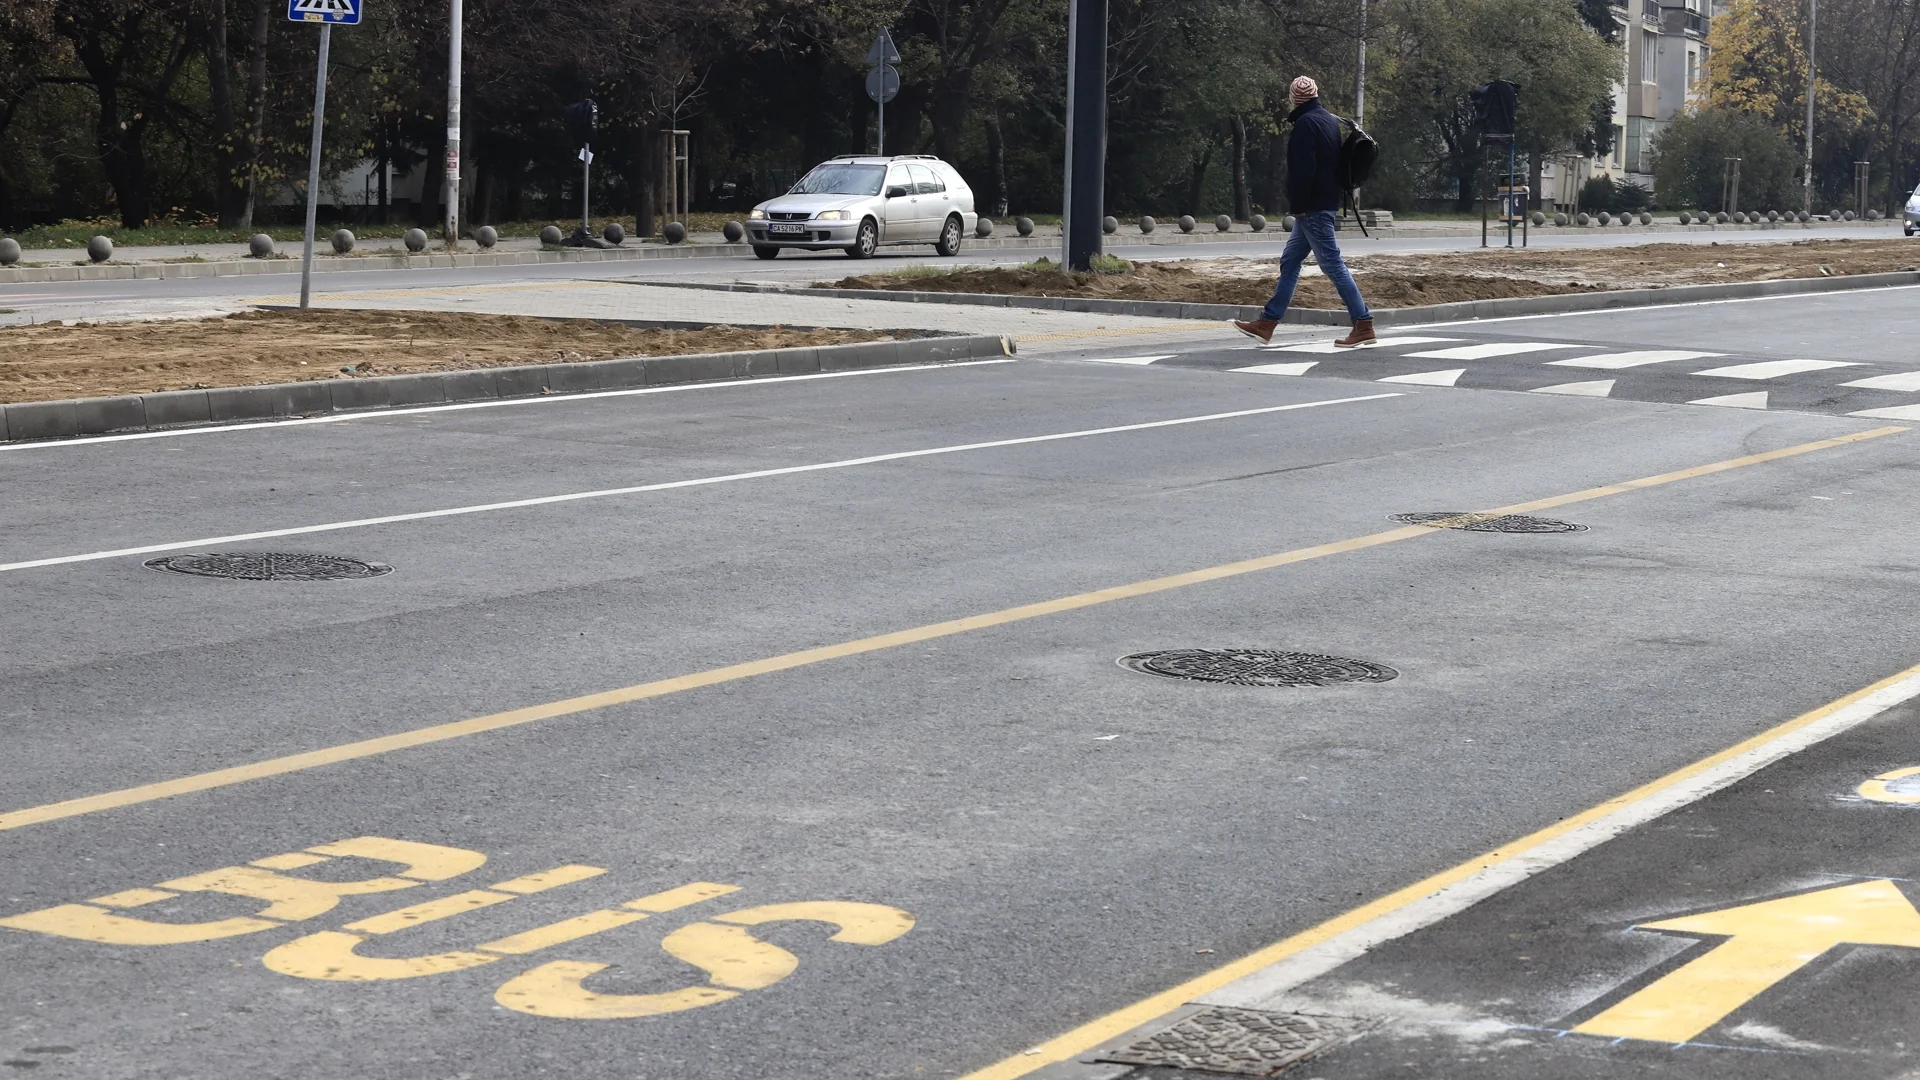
823, 238, 1920, 309
0, 310, 886, 404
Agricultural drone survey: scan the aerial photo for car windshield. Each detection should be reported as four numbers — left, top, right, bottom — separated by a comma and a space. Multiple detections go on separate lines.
789, 164, 885, 196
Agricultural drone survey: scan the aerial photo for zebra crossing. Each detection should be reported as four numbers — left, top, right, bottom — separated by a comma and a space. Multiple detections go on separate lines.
1067, 334, 1920, 420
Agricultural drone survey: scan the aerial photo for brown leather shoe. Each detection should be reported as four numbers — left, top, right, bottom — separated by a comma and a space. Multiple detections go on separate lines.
1333, 318, 1376, 348
1233, 318, 1279, 344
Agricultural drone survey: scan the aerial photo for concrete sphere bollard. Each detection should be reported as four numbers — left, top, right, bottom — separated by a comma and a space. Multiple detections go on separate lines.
540, 225, 564, 245
1677, 212, 1691, 224
1799, 210, 1811, 222
1716, 211, 1729, 224
474, 225, 498, 248
0, 237, 18, 265
1596, 211, 1611, 225
87, 235, 113, 263
330, 229, 355, 254
1216, 214, 1233, 232
723, 221, 745, 243
1178, 215, 1196, 233
1830, 208, 1844, 221
1250, 214, 1266, 231
1845, 210, 1857, 221
1138, 215, 1156, 234
403, 228, 428, 252
248, 233, 274, 258
1576, 212, 1590, 226
1283, 215, 1297, 231
1554, 212, 1569, 226
1735, 211, 1749, 224
1638, 212, 1652, 225
1101, 215, 1118, 234
1619, 214, 1633, 226
1016, 216, 1035, 237
604, 222, 625, 245
663, 221, 688, 244
1868, 208, 1881, 220
976, 217, 995, 238
1530, 210, 1546, 226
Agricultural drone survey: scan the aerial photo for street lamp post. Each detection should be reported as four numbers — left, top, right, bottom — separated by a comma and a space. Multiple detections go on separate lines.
1804, 0, 1816, 213
1061, 0, 1108, 271
445, 0, 462, 250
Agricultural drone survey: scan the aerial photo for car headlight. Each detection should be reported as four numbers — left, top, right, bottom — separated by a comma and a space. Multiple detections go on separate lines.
815, 210, 846, 221
749, 208, 766, 220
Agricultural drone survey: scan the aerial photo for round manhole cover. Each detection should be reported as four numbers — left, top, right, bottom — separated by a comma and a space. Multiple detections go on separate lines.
144, 552, 393, 582
1119, 649, 1398, 687
1391, 512, 1587, 534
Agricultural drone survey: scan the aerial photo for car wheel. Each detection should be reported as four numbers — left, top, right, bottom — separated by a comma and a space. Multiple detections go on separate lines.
752, 244, 781, 260
1908, 226, 1916, 237
845, 218, 879, 258
934, 215, 963, 256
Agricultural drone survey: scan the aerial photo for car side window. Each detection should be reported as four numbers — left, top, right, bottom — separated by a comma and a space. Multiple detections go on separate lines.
907, 164, 942, 196
885, 168, 912, 197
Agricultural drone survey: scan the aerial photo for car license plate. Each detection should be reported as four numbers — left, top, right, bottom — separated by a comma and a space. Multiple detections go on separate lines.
769, 223, 807, 235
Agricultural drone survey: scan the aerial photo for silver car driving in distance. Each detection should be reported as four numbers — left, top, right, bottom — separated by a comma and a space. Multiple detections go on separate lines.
747, 155, 978, 259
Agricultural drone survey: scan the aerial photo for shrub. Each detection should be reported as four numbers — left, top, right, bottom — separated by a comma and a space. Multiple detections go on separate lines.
1651, 108, 1799, 211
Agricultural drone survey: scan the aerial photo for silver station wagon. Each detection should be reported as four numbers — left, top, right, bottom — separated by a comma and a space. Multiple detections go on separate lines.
746, 155, 978, 259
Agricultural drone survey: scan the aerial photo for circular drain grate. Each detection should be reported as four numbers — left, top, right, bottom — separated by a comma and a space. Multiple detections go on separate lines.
1391, 511, 1587, 534
144, 552, 393, 582
1119, 649, 1398, 687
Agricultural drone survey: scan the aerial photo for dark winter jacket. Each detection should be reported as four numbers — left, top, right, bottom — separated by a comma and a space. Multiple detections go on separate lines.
1286, 98, 1346, 214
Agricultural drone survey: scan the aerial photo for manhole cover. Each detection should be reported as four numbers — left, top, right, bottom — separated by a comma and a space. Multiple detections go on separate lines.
144, 552, 393, 582
1391, 511, 1587, 533
1119, 649, 1398, 687
1100, 1006, 1378, 1076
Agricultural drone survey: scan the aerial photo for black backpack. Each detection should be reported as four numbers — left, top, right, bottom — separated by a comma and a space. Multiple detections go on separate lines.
1336, 117, 1379, 191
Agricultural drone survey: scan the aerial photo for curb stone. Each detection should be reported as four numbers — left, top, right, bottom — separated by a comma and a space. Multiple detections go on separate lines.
0, 334, 1014, 444
643, 269, 1920, 328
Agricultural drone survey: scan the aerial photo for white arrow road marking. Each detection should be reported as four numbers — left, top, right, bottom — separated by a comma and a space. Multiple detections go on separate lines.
1531, 380, 1616, 397
1841, 371, 1920, 391
1546, 350, 1723, 370
1692, 359, 1858, 379
1689, 391, 1771, 409
1379, 369, 1466, 387
1232, 362, 1319, 376
1078, 355, 1175, 366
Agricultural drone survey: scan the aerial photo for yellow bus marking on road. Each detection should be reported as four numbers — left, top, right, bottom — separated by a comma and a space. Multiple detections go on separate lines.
0, 427, 1902, 840
1858, 765, 1920, 804
1573, 879, 1920, 1043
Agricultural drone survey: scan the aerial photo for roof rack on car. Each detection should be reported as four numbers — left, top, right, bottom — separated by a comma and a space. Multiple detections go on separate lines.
824, 153, 940, 161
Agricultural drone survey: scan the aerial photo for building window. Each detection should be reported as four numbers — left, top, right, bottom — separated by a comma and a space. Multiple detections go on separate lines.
1612, 126, 1625, 168
1686, 51, 1698, 90
1641, 29, 1659, 83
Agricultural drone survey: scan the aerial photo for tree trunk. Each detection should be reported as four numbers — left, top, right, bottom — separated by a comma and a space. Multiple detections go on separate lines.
205, 0, 249, 229
985, 109, 1008, 216
1230, 114, 1250, 220
1185, 145, 1212, 215
416, 125, 446, 228
1529, 150, 1544, 211
1264, 130, 1285, 213
238, 0, 270, 229
631, 126, 656, 237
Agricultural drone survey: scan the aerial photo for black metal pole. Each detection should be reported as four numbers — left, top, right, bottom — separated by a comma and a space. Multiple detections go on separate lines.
1062, 0, 1107, 271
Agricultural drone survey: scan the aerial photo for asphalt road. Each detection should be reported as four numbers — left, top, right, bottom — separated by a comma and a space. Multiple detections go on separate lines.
3, 290, 1920, 1079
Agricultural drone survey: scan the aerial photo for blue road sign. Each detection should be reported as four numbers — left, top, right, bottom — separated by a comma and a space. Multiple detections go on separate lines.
287, 0, 360, 25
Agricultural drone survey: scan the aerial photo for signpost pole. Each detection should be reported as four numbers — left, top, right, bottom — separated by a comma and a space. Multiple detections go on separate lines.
445, 0, 462, 251
582, 145, 591, 233
1061, 0, 1108, 271
298, 22, 332, 310
878, 90, 884, 156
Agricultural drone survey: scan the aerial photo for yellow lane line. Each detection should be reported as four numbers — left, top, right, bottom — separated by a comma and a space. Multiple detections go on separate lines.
958, 649, 1920, 1080
0, 425, 1902, 837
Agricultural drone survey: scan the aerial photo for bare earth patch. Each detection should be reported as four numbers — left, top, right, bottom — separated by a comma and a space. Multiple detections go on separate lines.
0, 309, 886, 404
822, 238, 1920, 308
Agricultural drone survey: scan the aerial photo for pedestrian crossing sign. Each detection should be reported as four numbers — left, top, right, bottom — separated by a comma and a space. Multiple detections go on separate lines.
287, 0, 360, 24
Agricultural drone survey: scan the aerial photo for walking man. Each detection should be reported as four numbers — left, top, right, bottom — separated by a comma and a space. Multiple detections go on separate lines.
1233, 76, 1374, 347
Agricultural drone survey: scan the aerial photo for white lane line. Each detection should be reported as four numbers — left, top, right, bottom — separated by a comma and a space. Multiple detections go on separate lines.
1266, 336, 1461, 354
1531, 379, 1616, 398
1691, 358, 1859, 379
1203, 664, 1920, 1014
1405, 342, 1596, 360
0, 392, 1406, 575
1850, 404, 1920, 420
1233, 362, 1319, 376
1689, 391, 1770, 409
1378, 368, 1465, 387
1078, 355, 1175, 366
0, 359, 1019, 454
1546, 349, 1724, 370
1841, 371, 1920, 391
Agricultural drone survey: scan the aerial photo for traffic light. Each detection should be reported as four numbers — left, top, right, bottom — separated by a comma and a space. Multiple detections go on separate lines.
1471, 80, 1518, 138
564, 99, 598, 145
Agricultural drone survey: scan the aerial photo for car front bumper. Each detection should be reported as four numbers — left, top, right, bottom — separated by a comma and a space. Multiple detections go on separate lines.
748, 223, 860, 247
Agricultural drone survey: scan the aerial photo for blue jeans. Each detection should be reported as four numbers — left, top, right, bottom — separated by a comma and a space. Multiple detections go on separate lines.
1261, 210, 1371, 323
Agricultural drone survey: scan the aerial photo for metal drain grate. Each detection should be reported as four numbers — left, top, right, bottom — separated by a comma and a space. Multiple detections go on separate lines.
1100, 1006, 1378, 1076
1119, 649, 1398, 687
1392, 511, 1587, 534
144, 552, 393, 582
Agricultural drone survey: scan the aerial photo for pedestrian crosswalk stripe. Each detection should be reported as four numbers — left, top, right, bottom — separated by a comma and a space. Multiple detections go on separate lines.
1848, 404, 1920, 420
1531, 380, 1616, 398
1079, 355, 1174, 366
1233, 362, 1319, 376
1692, 359, 1859, 380
1379, 368, 1466, 387
1267, 336, 1460, 354
1688, 391, 1770, 409
1546, 350, 1723, 370
1841, 371, 1920, 392
1405, 342, 1596, 360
